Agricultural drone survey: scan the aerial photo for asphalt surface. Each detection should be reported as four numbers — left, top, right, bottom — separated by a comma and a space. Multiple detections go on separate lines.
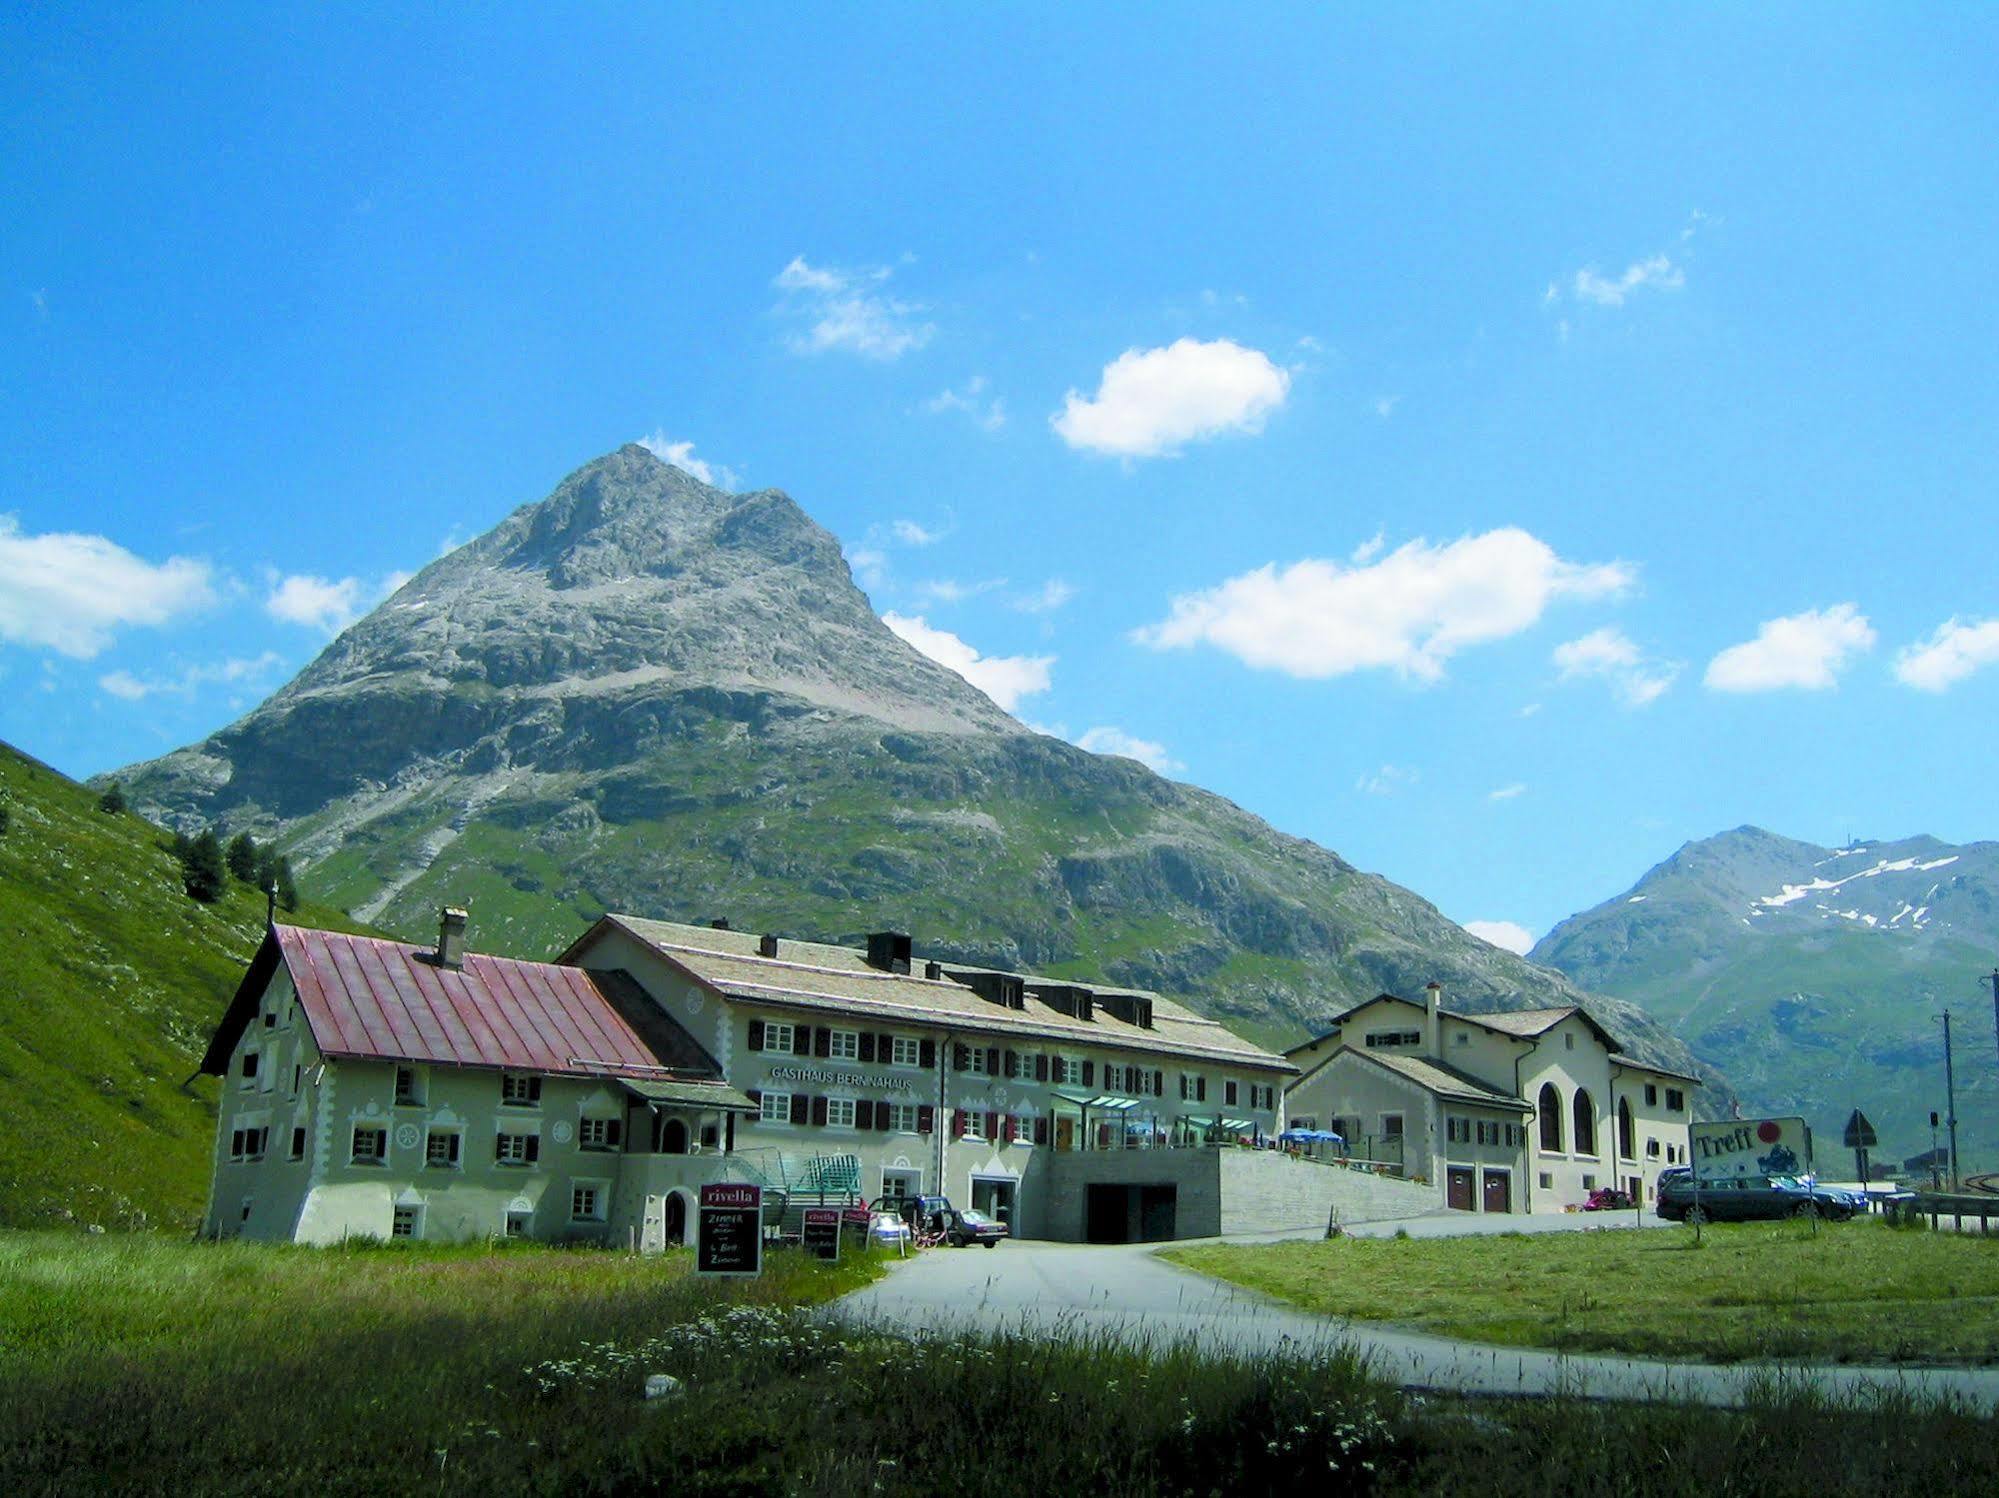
831, 1212, 1999, 1409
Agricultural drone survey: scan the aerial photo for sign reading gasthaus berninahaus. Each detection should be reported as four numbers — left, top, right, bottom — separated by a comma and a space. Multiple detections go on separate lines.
1690, 1117, 1814, 1182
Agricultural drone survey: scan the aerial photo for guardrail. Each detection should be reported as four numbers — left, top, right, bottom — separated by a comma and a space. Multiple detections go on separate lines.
1875, 1191, 1999, 1233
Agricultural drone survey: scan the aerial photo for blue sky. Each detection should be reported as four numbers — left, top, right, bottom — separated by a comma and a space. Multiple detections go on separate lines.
3, 7, 1997, 948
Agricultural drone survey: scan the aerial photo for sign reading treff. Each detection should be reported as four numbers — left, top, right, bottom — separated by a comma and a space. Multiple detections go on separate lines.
1690, 1116, 1813, 1183
801, 1206, 842, 1262
696, 1183, 763, 1278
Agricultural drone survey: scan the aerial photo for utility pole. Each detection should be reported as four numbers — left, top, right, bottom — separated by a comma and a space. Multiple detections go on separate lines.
1940, 1009, 1961, 1192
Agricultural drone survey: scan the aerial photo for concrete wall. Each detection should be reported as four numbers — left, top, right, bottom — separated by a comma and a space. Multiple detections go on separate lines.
1218, 1149, 1438, 1232
1028, 1147, 1222, 1242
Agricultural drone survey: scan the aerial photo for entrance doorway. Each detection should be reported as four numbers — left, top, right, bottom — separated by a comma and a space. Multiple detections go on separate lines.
1481, 1169, 1512, 1214
1447, 1167, 1475, 1211
969, 1176, 1017, 1230
657, 1117, 689, 1154
1084, 1183, 1178, 1243
664, 1192, 686, 1245
1054, 1116, 1076, 1152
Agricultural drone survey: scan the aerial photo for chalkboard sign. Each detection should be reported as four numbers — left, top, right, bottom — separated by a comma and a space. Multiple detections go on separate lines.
696, 1183, 762, 1278
801, 1206, 841, 1262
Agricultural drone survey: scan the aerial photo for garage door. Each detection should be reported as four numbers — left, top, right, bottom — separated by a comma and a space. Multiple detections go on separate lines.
1481, 1170, 1511, 1214
1447, 1167, 1475, 1211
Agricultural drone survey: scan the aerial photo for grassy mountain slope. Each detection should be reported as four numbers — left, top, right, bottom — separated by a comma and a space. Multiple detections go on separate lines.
0, 742, 369, 1230
1532, 826, 1999, 1168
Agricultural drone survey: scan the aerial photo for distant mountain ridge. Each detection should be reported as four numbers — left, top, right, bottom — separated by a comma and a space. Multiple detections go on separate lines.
110, 445, 1720, 1098
1533, 826, 1999, 1167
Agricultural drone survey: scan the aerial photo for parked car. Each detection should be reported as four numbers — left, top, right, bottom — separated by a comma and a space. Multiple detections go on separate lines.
948, 1206, 1009, 1248
889, 1194, 960, 1241
868, 1211, 913, 1249
1656, 1169, 1866, 1223
1582, 1186, 1634, 1211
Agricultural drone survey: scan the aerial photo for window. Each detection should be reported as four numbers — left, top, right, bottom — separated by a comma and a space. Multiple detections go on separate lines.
1224, 1079, 1240, 1107
504, 1207, 532, 1238
394, 1067, 423, 1106
1538, 1172, 1553, 1189
291, 1064, 301, 1095
1503, 1124, 1524, 1148
891, 1036, 922, 1068
764, 1022, 795, 1055
425, 1130, 461, 1168
1646, 1138, 1661, 1159
1564, 1032, 1576, 1051
1665, 1088, 1685, 1112
392, 1203, 421, 1239
886, 1103, 920, 1133
964, 1048, 989, 1076
1452, 1030, 1470, 1047
1476, 1120, 1500, 1146
500, 1073, 541, 1107
1582, 1174, 1597, 1190
1447, 1117, 1469, 1144
760, 1092, 792, 1124
826, 1098, 857, 1129
961, 1110, 985, 1141
1178, 1073, 1207, 1102
828, 1029, 859, 1061
1053, 1056, 1083, 1086
1381, 1113, 1404, 1139
351, 1126, 387, 1165
1249, 1084, 1275, 1111
1573, 1090, 1598, 1157
1537, 1083, 1564, 1153
1364, 1030, 1422, 1049
230, 1125, 270, 1162
578, 1116, 623, 1151
240, 1051, 260, 1085
570, 1185, 604, 1221
495, 1132, 539, 1166
263, 1008, 276, 1029
289, 1126, 306, 1161
1644, 1083, 1658, 1107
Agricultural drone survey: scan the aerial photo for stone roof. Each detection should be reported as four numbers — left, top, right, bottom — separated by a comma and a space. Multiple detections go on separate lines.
580, 915, 1293, 1073
1349, 1049, 1535, 1111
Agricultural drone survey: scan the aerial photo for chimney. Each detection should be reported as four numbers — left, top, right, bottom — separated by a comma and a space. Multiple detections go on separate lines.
758, 933, 780, 959
923, 960, 943, 981
709, 918, 731, 931
1425, 981, 1442, 1058
437, 907, 469, 970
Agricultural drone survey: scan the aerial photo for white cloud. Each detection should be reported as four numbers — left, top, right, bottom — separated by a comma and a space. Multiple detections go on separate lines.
0, 516, 214, 658
1552, 625, 1680, 708
1704, 604, 1875, 693
892, 519, 945, 546
1518, 702, 1543, 718
1052, 338, 1290, 458
1012, 579, 1076, 614
914, 577, 1006, 606
98, 651, 285, 702
1357, 764, 1419, 796
636, 432, 739, 489
1894, 617, 1999, 692
1373, 395, 1400, 420
265, 568, 412, 636
1572, 254, 1685, 308
1075, 725, 1182, 774
1463, 919, 1535, 955
924, 377, 1005, 432
1488, 783, 1527, 802
1135, 528, 1632, 683
882, 612, 1053, 712
845, 546, 888, 590
773, 255, 933, 360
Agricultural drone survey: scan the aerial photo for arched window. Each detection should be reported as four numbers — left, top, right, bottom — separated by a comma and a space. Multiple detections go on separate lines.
1573, 1090, 1597, 1158
1617, 1097, 1635, 1160
1538, 1082, 1563, 1152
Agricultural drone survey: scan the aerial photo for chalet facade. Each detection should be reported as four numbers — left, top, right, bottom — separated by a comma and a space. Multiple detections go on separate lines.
1283, 985, 1697, 1214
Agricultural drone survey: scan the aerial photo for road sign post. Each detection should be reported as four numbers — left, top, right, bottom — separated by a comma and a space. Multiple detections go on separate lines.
696, 1183, 763, 1278
1843, 1109, 1878, 1191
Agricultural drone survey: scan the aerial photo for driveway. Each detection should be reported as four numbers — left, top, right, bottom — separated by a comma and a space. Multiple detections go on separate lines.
832, 1229, 1999, 1410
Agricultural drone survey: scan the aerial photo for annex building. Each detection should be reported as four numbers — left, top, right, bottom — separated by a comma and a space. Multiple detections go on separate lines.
1282, 984, 1698, 1215
202, 909, 1315, 1247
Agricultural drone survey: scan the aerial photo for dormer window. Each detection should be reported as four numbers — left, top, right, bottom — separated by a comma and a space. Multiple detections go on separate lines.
394, 1067, 425, 1107
500, 1073, 542, 1108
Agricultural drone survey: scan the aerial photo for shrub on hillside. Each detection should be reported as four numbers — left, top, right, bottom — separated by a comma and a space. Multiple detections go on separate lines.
226, 831, 260, 883
97, 783, 127, 815
180, 830, 227, 903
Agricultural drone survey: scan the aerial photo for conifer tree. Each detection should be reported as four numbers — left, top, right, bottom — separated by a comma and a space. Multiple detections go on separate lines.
97, 783, 127, 815
226, 832, 260, 884
181, 830, 227, 903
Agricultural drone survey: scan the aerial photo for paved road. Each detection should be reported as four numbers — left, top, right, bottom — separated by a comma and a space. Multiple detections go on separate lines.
832, 1225, 1999, 1410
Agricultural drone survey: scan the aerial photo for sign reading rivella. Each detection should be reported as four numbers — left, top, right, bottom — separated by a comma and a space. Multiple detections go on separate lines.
1690, 1116, 1813, 1183
696, 1182, 763, 1278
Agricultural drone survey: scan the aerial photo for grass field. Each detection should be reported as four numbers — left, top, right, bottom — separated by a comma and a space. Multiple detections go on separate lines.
5, 1231, 1999, 1496
1166, 1218, 1999, 1365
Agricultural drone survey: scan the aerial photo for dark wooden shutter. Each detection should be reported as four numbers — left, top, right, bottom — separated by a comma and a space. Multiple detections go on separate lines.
952, 1109, 966, 1138
918, 1105, 935, 1134
1004, 1050, 1018, 1079
855, 1100, 874, 1130
494, 1133, 506, 1161
790, 1094, 808, 1125
607, 1118, 622, 1148
1082, 1060, 1095, 1087
880, 1032, 896, 1062
1154, 1070, 1164, 1097
814, 1027, 832, 1058
448, 1132, 461, 1164
793, 1027, 811, 1057
953, 1044, 969, 1072
1034, 1116, 1050, 1146
877, 1102, 894, 1131
985, 1046, 1000, 1076
525, 1135, 540, 1163
1004, 1115, 1017, 1142
919, 1039, 936, 1069
1197, 1077, 1207, 1102
984, 1111, 999, 1140
811, 1095, 829, 1127
746, 1089, 763, 1108
1035, 1054, 1049, 1083
859, 1032, 876, 1062
747, 1019, 765, 1052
